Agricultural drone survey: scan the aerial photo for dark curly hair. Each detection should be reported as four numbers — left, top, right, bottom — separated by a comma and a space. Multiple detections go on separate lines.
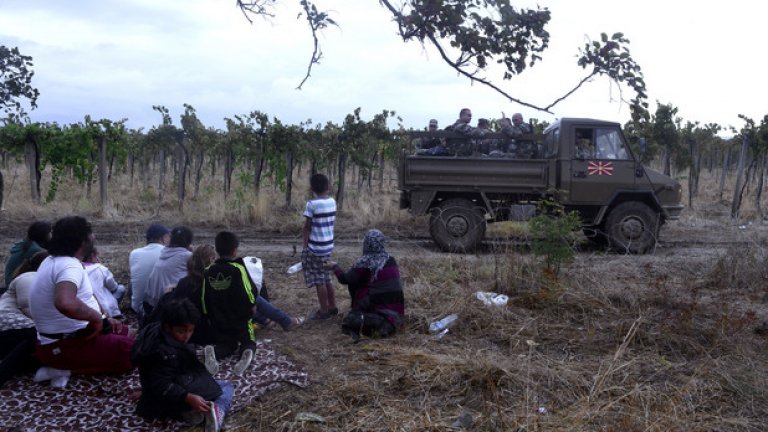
169, 226, 194, 249
161, 297, 201, 327
21, 221, 51, 254
47, 216, 92, 257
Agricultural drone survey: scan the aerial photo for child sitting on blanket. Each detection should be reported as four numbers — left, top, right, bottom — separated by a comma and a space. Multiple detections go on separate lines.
130, 298, 232, 432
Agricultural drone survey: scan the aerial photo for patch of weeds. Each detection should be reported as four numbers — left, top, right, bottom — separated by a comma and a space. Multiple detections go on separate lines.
701, 244, 768, 294
528, 196, 582, 276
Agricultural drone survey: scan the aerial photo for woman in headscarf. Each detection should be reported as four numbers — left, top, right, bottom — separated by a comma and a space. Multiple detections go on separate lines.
324, 229, 404, 331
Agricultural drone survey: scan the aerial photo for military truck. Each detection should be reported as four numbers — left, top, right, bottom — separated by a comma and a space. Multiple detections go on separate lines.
398, 118, 684, 254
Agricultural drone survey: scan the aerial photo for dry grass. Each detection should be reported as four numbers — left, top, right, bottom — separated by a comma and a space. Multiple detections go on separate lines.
2, 163, 768, 431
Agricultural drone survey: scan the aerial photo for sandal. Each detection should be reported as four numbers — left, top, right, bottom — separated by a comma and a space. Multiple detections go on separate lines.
286, 316, 305, 331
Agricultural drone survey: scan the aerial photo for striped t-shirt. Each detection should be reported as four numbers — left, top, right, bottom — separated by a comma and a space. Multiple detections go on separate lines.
303, 196, 336, 256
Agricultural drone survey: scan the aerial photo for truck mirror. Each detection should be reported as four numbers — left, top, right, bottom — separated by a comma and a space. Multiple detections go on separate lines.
639, 137, 647, 157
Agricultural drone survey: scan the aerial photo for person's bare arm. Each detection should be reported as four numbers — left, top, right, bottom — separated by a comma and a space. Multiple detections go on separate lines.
54, 281, 102, 333
302, 217, 312, 249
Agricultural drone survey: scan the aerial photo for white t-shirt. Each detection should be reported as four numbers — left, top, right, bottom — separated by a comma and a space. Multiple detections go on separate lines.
129, 243, 164, 313
29, 255, 100, 344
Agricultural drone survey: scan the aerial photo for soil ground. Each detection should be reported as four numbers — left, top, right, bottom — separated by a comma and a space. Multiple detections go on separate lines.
2, 206, 767, 431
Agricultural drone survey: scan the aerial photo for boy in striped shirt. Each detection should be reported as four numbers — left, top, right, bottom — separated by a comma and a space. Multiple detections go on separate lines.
302, 174, 338, 320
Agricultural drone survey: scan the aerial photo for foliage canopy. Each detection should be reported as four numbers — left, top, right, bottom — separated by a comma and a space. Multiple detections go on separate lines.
0, 45, 40, 123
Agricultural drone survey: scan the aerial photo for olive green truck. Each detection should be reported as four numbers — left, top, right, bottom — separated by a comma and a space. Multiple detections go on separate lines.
398, 118, 684, 254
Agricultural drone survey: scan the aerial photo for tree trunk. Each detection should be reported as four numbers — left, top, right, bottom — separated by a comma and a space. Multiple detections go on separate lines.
756, 154, 766, 217
194, 150, 205, 198
336, 153, 347, 211
378, 151, 385, 191
224, 148, 233, 196
175, 134, 188, 210
24, 141, 40, 204
86, 153, 93, 199
719, 148, 731, 201
253, 156, 264, 196
731, 136, 750, 218
694, 150, 703, 196
129, 153, 135, 187
98, 135, 108, 210
285, 151, 294, 207
158, 148, 167, 206
356, 163, 363, 191
0, 169, 4, 211
687, 139, 696, 210
310, 159, 317, 177
663, 145, 671, 176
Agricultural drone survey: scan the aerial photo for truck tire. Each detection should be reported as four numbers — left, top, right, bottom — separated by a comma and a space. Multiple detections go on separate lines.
605, 202, 659, 254
429, 199, 486, 252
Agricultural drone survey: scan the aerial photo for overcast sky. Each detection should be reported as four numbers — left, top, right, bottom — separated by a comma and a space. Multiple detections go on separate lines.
1, 0, 766, 134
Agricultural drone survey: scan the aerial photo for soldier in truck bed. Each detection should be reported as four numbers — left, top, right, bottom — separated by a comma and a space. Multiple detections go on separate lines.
445, 108, 488, 156
501, 113, 537, 158
416, 119, 448, 155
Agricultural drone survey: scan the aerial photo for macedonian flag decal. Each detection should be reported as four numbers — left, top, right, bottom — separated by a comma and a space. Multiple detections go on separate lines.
587, 161, 614, 176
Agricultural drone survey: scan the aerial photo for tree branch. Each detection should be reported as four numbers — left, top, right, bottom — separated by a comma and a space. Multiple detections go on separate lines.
236, 0, 276, 24
423, 31, 552, 113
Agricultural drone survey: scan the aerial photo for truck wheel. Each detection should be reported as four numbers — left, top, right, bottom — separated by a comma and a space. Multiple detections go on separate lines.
605, 202, 659, 254
429, 199, 486, 252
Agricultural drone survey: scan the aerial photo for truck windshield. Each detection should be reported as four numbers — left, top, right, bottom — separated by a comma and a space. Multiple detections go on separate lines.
595, 128, 629, 160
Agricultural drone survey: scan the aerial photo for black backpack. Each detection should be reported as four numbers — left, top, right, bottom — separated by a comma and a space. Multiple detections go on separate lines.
341, 310, 396, 342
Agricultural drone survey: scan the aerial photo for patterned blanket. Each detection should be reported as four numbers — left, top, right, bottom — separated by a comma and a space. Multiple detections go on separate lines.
0, 339, 309, 431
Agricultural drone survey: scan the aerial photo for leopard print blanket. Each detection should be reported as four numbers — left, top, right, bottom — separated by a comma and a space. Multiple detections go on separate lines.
0, 339, 309, 431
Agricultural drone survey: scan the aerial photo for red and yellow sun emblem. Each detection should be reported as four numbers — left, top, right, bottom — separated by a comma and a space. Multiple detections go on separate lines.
587, 161, 614, 176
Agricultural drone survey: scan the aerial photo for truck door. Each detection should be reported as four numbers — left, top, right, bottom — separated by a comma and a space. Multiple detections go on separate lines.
569, 126, 638, 207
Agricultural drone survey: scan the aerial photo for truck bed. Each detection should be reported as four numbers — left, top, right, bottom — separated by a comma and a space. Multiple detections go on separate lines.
400, 155, 549, 193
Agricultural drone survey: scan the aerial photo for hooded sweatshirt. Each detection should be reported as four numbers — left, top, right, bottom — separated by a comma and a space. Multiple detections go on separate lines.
144, 247, 192, 308
4, 240, 44, 287
130, 321, 221, 419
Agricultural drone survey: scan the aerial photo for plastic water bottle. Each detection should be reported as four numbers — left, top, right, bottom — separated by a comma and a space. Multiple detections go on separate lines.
429, 314, 459, 333
287, 262, 302, 274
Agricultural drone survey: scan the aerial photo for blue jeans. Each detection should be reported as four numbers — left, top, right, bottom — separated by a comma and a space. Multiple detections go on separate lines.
215, 380, 234, 415
252, 296, 291, 329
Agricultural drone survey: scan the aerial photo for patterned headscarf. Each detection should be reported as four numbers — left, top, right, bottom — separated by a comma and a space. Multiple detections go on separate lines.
352, 229, 390, 282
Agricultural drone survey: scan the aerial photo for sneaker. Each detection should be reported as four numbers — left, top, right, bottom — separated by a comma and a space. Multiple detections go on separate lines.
204, 345, 219, 376
233, 348, 253, 375
329, 307, 339, 316
34, 367, 70, 383
205, 401, 225, 432
310, 310, 332, 321
285, 316, 305, 331
50, 375, 70, 388
179, 410, 205, 426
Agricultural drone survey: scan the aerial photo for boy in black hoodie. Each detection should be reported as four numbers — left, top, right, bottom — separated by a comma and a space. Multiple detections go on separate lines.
201, 231, 258, 375
131, 298, 232, 432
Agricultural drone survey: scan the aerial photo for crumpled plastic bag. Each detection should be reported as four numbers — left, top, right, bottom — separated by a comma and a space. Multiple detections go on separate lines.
475, 291, 509, 306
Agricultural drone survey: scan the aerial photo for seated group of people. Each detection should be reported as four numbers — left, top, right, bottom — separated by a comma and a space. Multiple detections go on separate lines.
417, 108, 537, 158
0, 217, 405, 431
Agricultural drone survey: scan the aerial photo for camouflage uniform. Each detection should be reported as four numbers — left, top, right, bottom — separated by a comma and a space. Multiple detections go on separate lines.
501, 122, 536, 158
419, 136, 443, 150
446, 119, 488, 156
